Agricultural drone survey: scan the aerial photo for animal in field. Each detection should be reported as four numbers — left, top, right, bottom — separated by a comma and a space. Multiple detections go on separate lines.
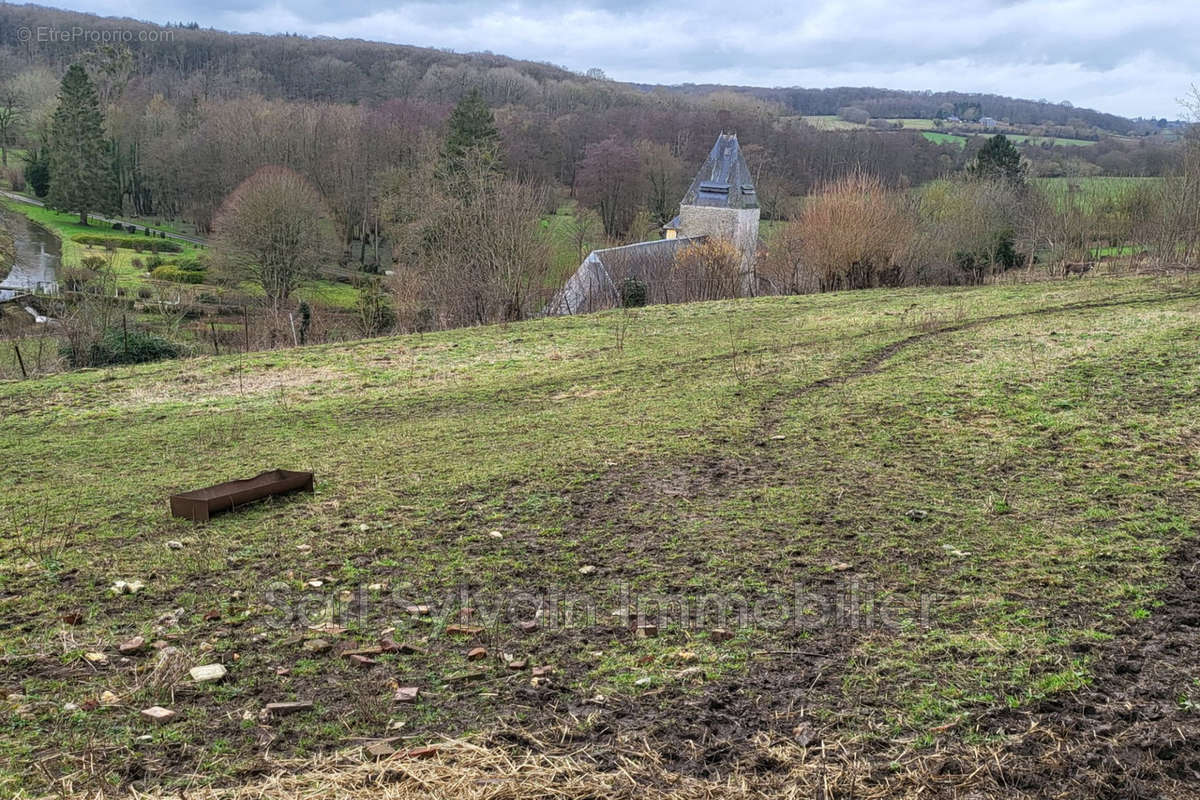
1063, 262, 1093, 278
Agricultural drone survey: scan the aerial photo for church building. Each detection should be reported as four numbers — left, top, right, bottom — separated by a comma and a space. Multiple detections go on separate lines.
547, 133, 760, 314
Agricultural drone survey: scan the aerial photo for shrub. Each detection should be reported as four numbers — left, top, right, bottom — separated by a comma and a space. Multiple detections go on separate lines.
151, 265, 204, 284
174, 254, 208, 271
61, 327, 182, 368
72, 234, 182, 252
672, 238, 743, 301
147, 254, 165, 269
136, 288, 152, 300
60, 267, 97, 291
130, 257, 143, 270
798, 172, 914, 290
620, 277, 648, 308
910, 177, 1027, 283
111, 222, 123, 230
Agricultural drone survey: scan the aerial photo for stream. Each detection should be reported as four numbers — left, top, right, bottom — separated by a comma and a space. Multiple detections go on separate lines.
0, 207, 62, 302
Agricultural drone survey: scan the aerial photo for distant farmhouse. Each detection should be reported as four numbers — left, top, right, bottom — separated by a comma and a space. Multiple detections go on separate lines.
548, 133, 760, 314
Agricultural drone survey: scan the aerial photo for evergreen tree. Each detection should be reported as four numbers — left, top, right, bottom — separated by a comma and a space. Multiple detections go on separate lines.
47, 64, 116, 224
436, 89, 501, 192
23, 143, 50, 198
968, 134, 1025, 185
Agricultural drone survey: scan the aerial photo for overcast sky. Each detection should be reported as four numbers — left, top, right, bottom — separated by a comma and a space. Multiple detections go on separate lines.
65, 0, 1197, 119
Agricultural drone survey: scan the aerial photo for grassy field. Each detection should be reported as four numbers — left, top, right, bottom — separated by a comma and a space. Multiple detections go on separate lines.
884, 118, 937, 130
1005, 133, 1097, 147
2, 274, 1199, 797
1035, 176, 1163, 215
921, 131, 968, 147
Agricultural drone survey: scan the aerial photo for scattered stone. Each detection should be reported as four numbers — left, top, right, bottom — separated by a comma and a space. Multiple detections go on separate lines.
140, 706, 177, 724
578, 565, 597, 575
792, 722, 817, 747
135, 735, 153, 744
634, 677, 654, 687
166, 540, 184, 550
673, 651, 699, 663
296, 544, 312, 553
941, 544, 972, 557
342, 646, 383, 659
118, 637, 146, 655
84, 651, 109, 665
675, 667, 705, 681
405, 604, 431, 616
358, 523, 369, 532
155, 608, 184, 630
445, 625, 483, 636
110, 579, 145, 595
367, 583, 385, 591
189, 664, 227, 683
366, 741, 396, 759
348, 654, 377, 668
636, 624, 658, 638
276, 667, 291, 676
264, 701, 312, 717
488, 530, 503, 539
308, 622, 346, 635
466, 647, 487, 661
516, 620, 539, 633
151, 640, 169, 651
100, 690, 120, 705
906, 509, 929, 521
379, 638, 424, 655
306, 579, 324, 588
303, 639, 331, 654
531, 665, 553, 678
506, 659, 527, 671
394, 687, 420, 703
770, 434, 786, 440
710, 628, 734, 643
403, 746, 438, 759
831, 561, 852, 572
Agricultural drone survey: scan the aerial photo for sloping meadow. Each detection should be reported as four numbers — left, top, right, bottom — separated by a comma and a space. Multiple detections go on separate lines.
1, 275, 1198, 797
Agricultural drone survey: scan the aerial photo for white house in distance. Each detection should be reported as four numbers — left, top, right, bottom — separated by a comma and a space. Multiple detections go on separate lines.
547, 133, 760, 314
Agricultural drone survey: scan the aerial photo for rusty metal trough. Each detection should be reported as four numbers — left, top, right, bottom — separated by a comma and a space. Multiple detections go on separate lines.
169, 470, 314, 522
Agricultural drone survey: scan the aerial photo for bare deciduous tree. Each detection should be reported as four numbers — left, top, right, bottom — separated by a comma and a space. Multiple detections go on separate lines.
211, 166, 337, 310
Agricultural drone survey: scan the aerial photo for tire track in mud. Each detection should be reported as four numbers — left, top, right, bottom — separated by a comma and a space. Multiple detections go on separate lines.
527, 286, 1200, 789
751, 287, 1200, 438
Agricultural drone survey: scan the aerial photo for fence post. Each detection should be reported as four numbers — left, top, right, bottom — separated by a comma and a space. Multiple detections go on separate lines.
122, 314, 128, 358
13, 343, 27, 378
210, 321, 220, 355
243, 307, 250, 353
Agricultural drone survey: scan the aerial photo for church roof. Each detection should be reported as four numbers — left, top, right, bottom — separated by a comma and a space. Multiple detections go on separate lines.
680, 133, 758, 210
545, 237, 705, 315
